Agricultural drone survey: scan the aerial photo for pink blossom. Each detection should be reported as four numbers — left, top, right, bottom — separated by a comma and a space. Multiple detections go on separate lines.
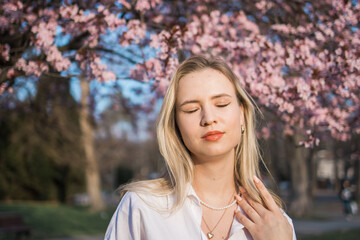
279, 101, 295, 114
220, 14, 229, 24
46, 46, 71, 72
3, 1, 23, 12
283, 125, 294, 136
271, 24, 291, 34
0, 44, 10, 61
15, 58, 49, 77
72, 9, 95, 23
237, 11, 259, 34
314, 31, 325, 42
196, 5, 207, 12
150, 34, 161, 48
101, 71, 116, 81
0, 16, 9, 33
6, 68, 15, 78
0, 83, 8, 95
60, 5, 79, 19
121, 20, 146, 45
104, 14, 125, 31
152, 15, 164, 23
261, 127, 271, 139
135, 0, 151, 11
255, 1, 267, 11
31, 19, 58, 48
118, 0, 131, 9
191, 45, 201, 54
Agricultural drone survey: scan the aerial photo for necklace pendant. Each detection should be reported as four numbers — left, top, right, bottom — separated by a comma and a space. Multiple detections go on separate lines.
207, 232, 214, 239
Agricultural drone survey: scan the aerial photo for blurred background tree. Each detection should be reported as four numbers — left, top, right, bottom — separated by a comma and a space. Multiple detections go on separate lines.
0, 0, 359, 216
0, 75, 85, 202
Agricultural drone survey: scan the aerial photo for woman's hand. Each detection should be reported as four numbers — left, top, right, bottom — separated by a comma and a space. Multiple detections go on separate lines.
234, 176, 293, 240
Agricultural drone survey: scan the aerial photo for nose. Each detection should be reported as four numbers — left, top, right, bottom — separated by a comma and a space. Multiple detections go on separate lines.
200, 106, 217, 127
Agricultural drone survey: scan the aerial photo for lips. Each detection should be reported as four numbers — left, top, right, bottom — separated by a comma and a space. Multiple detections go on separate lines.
202, 130, 224, 141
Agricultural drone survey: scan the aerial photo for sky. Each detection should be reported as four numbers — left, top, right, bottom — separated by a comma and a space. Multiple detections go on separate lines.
7, 10, 164, 142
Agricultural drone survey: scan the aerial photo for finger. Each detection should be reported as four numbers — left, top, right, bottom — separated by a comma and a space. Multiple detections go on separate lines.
239, 187, 265, 215
242, 192, 268, 217
239, 186, 246, 195
234, 208, 255, 231
253, 176, 280, 213
240, 185, 268, 216
235, 194, 261, 223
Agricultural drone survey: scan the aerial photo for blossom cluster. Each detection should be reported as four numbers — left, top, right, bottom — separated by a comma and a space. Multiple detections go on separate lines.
1, 1, 122, 83
124, 0, 359, 145
1, 0, 359, 146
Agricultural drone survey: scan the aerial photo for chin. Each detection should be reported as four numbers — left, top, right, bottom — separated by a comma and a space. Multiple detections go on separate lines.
197, 147, 236, 159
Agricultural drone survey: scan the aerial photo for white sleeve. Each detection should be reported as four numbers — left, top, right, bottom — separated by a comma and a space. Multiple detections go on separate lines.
104, 192, 143, 240
282, 210, 297, 240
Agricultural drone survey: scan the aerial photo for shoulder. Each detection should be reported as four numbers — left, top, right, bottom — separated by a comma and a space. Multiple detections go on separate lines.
280, 209, 297, 240
115, 191, 140, 213
118, 190, 172, 213
105, 192, 148, 239
280, 208, 293, 223
119, 191, 142, 207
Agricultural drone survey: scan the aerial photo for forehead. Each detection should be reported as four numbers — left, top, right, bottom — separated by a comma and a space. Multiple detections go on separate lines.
176, 68, 236, 101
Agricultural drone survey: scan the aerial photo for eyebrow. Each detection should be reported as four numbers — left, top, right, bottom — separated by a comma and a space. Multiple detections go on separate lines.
179, 93, 232, 107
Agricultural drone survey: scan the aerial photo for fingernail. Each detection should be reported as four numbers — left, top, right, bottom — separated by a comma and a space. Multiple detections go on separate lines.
253, 175, 260, 183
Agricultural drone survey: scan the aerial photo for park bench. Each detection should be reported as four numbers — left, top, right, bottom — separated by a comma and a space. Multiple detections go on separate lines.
0, 213, 31, 239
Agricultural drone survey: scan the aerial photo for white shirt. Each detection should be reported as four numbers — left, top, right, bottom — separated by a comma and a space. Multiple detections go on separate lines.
104, 185, 296, 240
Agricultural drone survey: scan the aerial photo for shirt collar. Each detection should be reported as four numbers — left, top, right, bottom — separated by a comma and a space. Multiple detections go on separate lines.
186, 183, 201, 205
185, 182, 245, 231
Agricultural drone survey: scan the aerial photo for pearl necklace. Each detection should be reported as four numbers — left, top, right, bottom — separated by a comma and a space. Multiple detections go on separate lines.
200, 190, 237, 239
199, 198, 237, 211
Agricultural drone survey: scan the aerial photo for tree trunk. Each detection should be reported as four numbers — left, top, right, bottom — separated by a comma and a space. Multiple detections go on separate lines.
332, 139, 341, 191
79, 76, 105, 211
287, 133, 311, 217
354, 135, 360, 201
307, 147, 316, 199
355, 158, 360, 201
262, 137, 280, 193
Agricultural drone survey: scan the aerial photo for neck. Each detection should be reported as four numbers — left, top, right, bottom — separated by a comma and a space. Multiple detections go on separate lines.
192, 151, 236, 206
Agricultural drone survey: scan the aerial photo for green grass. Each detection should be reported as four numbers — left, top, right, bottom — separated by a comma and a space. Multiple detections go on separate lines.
0, 202, 116, 239
300, 228, 360, 240
2, 202, 359, 240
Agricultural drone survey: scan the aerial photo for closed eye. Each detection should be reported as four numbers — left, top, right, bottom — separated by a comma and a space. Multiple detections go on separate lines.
217, 103, 230, 107
184, 109, 198, 113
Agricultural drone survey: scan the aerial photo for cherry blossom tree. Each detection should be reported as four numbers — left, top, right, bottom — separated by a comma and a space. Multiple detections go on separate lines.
1, 0, 359, 215
124, 0, 360, 216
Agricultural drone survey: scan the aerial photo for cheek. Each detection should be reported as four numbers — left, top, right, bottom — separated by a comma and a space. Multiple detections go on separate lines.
176, 116, 196, 146
230, 121, 241, 143
178, 127, 197, 154
232, 115, 241, 132
227, 109, 242, 142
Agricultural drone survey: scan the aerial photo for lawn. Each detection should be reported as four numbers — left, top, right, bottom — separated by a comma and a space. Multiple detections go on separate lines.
0, 202, 116, 239
1, 202, 359, 240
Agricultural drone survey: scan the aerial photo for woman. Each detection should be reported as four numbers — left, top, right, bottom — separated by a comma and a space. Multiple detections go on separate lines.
105, 55, 296, 240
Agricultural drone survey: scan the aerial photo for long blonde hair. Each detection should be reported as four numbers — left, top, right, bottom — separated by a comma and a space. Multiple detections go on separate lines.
121, 55, 282, 210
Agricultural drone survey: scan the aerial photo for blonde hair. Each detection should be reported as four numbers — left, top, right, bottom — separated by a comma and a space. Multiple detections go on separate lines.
121, 55, 282, 210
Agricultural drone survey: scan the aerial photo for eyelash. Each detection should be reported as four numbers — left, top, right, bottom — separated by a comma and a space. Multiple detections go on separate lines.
185, 109, 198, 114
184, 103, 230, 113
217, 103, 230, 107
